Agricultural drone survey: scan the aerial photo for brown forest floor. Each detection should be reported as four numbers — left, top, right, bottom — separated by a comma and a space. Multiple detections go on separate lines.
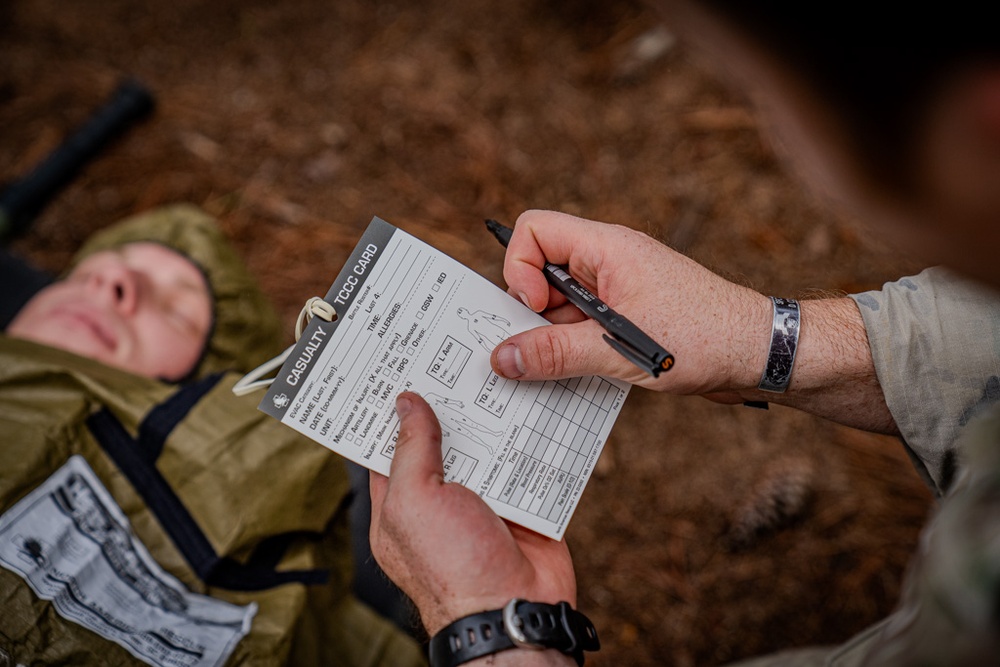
1, 1, 935, 665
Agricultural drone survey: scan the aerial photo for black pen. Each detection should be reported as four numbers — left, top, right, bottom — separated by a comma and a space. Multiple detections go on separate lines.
485, 219, 674, 377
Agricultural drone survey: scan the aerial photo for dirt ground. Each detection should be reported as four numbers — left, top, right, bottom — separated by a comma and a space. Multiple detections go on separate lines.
1, 1, 935, 665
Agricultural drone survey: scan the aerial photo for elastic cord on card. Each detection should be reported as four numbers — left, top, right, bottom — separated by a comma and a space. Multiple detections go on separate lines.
232, 297, 337, 396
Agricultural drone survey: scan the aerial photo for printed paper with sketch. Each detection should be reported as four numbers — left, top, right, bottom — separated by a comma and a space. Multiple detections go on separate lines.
259, 216, 629, 539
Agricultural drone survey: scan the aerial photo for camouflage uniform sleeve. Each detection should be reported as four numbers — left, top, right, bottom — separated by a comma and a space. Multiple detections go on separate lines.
850, 266, 1000, 496
856, 405, 1000, 666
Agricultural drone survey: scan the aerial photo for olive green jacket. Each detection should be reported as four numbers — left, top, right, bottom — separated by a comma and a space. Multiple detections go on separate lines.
0, 337, 424, 666
1, 204, 423, 666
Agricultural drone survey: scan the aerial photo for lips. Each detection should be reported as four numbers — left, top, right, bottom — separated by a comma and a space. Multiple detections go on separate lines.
58, 307, 119, 352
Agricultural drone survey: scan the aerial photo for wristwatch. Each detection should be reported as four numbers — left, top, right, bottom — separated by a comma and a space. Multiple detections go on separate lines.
428, 599, 600, 667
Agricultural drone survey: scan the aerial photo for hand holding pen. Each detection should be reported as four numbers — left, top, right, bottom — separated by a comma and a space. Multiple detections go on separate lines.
486, 218, 674, 378
484, 210, 775, 395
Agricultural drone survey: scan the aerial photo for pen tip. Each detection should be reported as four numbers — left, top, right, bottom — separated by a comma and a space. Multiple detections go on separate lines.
484, 218, 512, 247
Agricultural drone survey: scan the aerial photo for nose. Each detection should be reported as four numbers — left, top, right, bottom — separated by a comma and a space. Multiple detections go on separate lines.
85, 260, 140, 314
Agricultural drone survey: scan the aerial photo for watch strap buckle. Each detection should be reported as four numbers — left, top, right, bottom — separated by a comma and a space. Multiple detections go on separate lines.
430, 599, 599, 667
503, 598, 600, 664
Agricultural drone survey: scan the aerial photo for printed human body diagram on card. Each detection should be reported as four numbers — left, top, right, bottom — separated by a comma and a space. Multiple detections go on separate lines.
260, 217, 629, 539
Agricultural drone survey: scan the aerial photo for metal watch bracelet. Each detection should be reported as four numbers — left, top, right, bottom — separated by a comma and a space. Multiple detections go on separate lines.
757, 296, 800, 393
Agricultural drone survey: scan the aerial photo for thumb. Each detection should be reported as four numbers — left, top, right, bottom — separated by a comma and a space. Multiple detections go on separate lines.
492, 321, 634, 381
369, 392, 445, 567
370, 392, 445, 532
387, 392, 446, 488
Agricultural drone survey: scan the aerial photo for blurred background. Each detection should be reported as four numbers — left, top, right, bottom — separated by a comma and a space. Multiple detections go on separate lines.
1, 1, 934, 664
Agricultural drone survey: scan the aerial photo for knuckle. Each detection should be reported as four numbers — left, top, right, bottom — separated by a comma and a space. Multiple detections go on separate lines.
532, 329, 570, 377
395, 422, 414, 447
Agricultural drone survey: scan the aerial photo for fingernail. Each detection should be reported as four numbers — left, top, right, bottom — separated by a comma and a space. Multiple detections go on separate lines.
496, 344, 525, 378
516, 291, 532, 310
396, 395, 412, 418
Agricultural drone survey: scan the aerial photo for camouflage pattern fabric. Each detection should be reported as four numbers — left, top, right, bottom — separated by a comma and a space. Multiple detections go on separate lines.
728, 268, 1000, 665
852, 267, 1000, 497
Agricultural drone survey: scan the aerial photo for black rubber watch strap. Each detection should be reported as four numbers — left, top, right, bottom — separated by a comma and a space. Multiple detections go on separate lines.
428, 600, 599, 667
429, 608, 511, 666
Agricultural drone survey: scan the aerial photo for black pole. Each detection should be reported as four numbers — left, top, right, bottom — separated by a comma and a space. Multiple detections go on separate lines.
0, 79, 155, 242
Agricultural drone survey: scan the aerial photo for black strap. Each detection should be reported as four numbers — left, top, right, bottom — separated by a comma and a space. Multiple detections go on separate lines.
136, 373, 220, 462
87, 379, 328, 591
430, 608, 511, 667
429, 601, 599, 667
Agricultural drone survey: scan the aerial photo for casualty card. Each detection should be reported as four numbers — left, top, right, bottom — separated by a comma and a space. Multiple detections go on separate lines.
260, 216, 629, 539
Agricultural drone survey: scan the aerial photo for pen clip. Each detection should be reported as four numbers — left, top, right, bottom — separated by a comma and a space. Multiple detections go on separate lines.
602, 333, 672, 378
